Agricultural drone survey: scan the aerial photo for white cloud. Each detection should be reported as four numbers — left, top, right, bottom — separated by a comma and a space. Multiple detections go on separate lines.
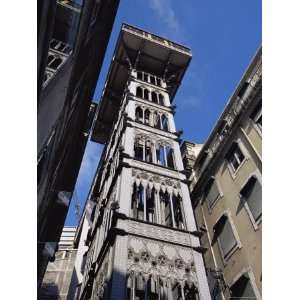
148, 0, 186, 42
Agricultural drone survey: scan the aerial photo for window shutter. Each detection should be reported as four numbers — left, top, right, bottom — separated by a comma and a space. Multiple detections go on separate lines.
246, 179, 262, 222
219, 218, 237, 258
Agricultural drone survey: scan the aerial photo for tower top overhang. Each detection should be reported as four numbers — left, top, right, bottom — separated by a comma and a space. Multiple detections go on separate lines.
91, 23, 192, 144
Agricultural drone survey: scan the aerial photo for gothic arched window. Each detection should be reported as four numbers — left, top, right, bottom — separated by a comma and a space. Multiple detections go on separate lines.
156, 145, 166, 166
144, 109, 150, 125
159, 94, 164, 106
136, 86, 143, 98
161, 114, 169, 131
156, 78, 162, 87
127, 272, 146, 300
145, 141, 152, 163
153, 112, 161, 129
144, 73, 149, 83
172, 195, 185, 229
152, 91, 158, 104
146, 187, 156, 223
150, 75, 156, 85
134, 139, 144, 160
137, 71, 143, 80
144, 88, 149, 100
135, 106, 143, 123
165, 146, 175, 169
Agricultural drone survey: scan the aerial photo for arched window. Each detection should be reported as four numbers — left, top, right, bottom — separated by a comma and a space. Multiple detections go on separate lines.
145, 141, 152, 163
127, 272, 146, 299
137, 71, 143, 80
153, 112, 161, 129
144, 73, 149, 82
156, 145, 166, 166
156, 78, 162, 87
131, 183, 145, 221
144, 88, 149, 100
160, 191, 173, 227
183, 282, 199, 300
136, 86, 143, 98
144, 109, 150, 125
165, 146, 175, 169
159, 94, 164, 106
150, 76, 156, 85
134, 139, 144, 160
146, 187, 156, 223
135, 107, 143, 123
172, 195, 184, 229
147, 274, 159, 299
151, 92, 158, 104
161, 114, 169, 131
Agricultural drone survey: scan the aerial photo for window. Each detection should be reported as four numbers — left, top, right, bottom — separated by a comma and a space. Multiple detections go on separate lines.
153, 112, 161, 129
144, 73, 149, 82
165, 146, 175, 169
230, 273, 257, 300
137, 71, 143, 80
144, 109, 150, 125
135, 107, 143, 123
213, 215, 238, 260
134, 140, 144, 160
240, 176, 262, 224
150, 75, 156, 85
172, 195, 185, 229
131, 184, 145, 221
146, 187, 156, 223
127, 272, 145, 300
145, 141, 152, 163
226, 142, 245, 173
156, 78, 162, 87
204, 178, 221, 209
131, 185, 156, 223
136, 86, 143, 98
161, 192, 173, 227
250, 101, 262, 131
158, 94, 164, 106
156, 145, 166, 166
151, 91, 158, 103
161, 114, 168, 131
144, 89, 149, 100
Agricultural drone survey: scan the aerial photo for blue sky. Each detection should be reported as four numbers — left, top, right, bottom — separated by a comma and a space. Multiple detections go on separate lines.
65, 0, 262, 226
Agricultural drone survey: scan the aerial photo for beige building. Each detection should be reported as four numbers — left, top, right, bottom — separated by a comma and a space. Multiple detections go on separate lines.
40, 227, 78, 300
182, 48, 262, 299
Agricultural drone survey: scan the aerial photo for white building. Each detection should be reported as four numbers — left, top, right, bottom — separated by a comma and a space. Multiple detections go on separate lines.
74, 24, 212, 300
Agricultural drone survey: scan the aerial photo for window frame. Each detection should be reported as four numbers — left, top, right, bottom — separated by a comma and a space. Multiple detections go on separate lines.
204, 177, 223, 212
230, 268, 261, 300
240, 171, 262, 230
226, 140, 249, 179
213, 211, 242, 264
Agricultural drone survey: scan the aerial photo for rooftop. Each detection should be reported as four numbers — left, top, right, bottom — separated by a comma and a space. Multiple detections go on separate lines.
91, 23, 192, 144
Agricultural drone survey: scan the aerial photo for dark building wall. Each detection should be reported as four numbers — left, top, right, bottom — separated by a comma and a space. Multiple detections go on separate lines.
37, 0, 120, 289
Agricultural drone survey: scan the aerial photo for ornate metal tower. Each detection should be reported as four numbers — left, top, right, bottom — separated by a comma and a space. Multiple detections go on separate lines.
79, 24, 211, 300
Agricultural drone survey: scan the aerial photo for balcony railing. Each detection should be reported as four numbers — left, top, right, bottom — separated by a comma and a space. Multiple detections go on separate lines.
122, 24, 192, 55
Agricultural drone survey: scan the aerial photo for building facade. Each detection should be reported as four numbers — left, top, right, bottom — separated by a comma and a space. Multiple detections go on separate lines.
40, 227, 78, 300
75, 24, 212, 300
37, 0, 120, 287
183, 48, 262, 300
